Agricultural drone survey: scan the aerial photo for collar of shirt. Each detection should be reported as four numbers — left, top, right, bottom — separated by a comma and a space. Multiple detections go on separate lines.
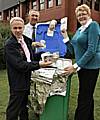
79, 19, 92, 33
27, 23, 34, 30
28, 22, 36, 30
28, 22, 36, 36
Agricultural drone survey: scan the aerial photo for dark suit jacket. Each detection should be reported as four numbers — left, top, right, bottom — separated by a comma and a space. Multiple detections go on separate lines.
4, 34, 40, 92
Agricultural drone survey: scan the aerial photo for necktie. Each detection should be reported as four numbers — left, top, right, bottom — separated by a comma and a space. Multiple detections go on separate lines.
32, 26, 36, 42
19, 38, 31, 62
32, 26, 36, 53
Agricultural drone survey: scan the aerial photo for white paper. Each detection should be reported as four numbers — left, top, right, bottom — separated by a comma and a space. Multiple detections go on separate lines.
52, 58, 72, 70
36, 68, 56, 79
50, 91, 66, 96
60, 17, 68, 31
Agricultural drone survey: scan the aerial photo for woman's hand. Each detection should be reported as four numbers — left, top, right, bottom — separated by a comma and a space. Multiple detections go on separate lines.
62, 65, 76, 76
61, 28, 69, 39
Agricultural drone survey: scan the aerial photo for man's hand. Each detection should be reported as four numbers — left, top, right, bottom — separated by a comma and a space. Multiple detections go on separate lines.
39, 61, 53, 67
32, 42, 45, 48
49, 20, 57, 31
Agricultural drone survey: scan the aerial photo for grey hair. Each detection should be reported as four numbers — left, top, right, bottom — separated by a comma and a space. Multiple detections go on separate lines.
28, 9, 39, 16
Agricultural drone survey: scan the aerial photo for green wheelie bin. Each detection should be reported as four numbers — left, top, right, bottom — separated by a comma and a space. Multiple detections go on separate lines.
40, 75, 72, 120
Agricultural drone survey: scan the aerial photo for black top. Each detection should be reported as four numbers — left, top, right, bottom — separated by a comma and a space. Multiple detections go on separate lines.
4, 34, 40, 92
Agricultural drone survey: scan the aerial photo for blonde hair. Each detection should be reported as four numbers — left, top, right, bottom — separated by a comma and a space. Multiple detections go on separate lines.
75, 4, 91, 16
10, 17, 24, 25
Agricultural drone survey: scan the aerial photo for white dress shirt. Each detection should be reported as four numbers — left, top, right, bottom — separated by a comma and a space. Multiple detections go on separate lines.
23, 23, 36, 40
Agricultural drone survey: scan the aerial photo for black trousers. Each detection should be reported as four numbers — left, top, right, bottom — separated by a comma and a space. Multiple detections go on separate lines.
6, 91, 29, 120
74, 68, 99, 120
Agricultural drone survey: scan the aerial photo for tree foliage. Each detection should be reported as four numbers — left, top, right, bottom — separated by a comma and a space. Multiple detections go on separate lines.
0, 21, 11, 69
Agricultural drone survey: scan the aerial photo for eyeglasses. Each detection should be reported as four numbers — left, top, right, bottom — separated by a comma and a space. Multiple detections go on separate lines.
77, 13, 88, 17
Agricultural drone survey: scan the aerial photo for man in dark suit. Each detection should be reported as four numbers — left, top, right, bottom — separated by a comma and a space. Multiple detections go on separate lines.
4, 17, 52, 120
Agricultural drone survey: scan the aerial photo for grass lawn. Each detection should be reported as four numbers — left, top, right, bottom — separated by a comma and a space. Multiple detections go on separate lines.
0, 69, 100, 120
0, 70, 8, 120
69, 73, 100, 120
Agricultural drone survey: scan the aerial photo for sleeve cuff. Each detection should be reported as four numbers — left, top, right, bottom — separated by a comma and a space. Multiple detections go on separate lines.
73, 63, 81, 71
63, 37, 69, 43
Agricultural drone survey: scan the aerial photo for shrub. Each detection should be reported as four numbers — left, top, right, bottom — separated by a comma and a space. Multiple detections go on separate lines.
0, 21, 11, 70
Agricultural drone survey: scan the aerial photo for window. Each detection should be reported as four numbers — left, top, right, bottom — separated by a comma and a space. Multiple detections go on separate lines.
32, 0, 37, 10
94, 0, 100, 11
11, 10, 14, 18
84, 0, 92, 9
26, 1, 29, 14
47, 0, 53, 8
39, 0, 45, 10
15, 9, 18, 17
56, 0, 62, 6
80, 0, 84, 4
78, 0, 82, 5
0, 13, 2, 20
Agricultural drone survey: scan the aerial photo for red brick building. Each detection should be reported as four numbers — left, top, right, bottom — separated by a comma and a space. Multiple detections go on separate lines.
0, 0, 100, 32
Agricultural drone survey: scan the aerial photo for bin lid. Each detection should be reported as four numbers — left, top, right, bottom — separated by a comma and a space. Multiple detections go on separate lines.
35, 23, 67, 57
